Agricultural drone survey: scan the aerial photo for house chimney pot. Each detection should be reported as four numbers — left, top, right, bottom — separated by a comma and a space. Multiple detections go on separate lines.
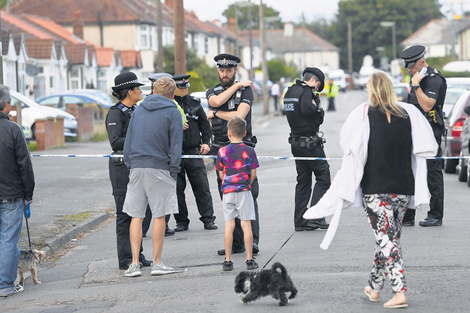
72, 10, 84, 39
284, 22, 294, 37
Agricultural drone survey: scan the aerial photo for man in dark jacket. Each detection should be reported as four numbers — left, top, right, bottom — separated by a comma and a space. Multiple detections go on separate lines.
172, 74, 217, 231
284, 67, 331, 231
0, 85, 35, 296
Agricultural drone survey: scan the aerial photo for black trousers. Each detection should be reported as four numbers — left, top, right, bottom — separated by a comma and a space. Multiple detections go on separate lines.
217, 174, 260, 249
273, 95, 279, 111
327, 97, 336, 111
291, 141, 331, 227
109, 159, 147, 268
175, 157, 215, 226
404, 144, 444, 222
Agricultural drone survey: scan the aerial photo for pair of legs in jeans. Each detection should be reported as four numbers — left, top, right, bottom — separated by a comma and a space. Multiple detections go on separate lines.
0, 199, 24, 296
363, 194, 409, 307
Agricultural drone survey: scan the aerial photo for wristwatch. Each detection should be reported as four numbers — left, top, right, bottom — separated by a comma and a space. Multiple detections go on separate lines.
212, 109, 217, 117
411, 84, 420, 91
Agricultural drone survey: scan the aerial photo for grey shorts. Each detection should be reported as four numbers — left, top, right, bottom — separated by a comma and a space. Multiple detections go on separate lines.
123, 168, 178, 219
222, 190, 255, 221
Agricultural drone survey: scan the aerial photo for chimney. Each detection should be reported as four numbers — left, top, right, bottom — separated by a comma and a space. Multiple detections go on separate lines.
284, 22, 294, 37
72, 10, 84, 39
228, 17, 236, 33
165, 0, 175, 9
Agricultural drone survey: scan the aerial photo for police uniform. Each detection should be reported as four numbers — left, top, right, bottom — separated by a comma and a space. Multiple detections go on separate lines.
399, 45, 446, 226
106, 72, 152, 269
206, 53, 260, 254
172, 74, 217, 231
284, 67, 331, 230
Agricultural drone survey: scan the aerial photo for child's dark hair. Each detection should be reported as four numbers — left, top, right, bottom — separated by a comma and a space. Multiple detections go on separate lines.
228, 117, 246, 138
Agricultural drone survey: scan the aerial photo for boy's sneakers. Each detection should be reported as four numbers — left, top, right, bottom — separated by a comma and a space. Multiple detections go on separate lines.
151, 262, 174, 275
246, 259, 258, 270
223, 260, 233, 271
123, 263, 142, 277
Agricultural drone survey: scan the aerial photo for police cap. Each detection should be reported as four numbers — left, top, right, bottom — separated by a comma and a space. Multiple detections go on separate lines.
148, 72, 172, 82
302, 67, 325, 92
112, 72, 144, 92
172, 74, 191, 88
399, 45, 426, 69
214, 53, 241, 68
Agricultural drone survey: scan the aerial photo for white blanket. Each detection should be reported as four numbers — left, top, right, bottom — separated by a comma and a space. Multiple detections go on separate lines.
303, 102, 438, 250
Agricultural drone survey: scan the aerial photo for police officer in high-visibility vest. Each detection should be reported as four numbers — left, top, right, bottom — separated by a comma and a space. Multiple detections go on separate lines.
399, 45, 447, 227
284, 67, 331, 231
106, 72, 152, 270
324, 79, 339, 111
172, 74, 217, 232
206, 53, 260, 256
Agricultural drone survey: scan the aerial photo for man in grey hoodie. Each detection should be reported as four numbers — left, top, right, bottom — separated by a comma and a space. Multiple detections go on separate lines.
122, 77, 183, 277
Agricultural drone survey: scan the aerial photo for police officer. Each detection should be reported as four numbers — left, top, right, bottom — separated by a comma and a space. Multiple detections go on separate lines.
399, 45, 446, 227
144, 73, 176, 236
106, 72, 152, 269
284, 67, 331, 231
172, 74, 217, 231
206, 53, 260, 255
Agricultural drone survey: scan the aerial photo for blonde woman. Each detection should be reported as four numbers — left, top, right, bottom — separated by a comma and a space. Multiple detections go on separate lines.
304, 71, 438, 308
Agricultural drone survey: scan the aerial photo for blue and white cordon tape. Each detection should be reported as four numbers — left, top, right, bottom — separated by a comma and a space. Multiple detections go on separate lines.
29, 154, 470, 161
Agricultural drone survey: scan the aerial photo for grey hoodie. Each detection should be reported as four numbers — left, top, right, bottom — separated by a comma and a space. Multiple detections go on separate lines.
124, 94, 183, 177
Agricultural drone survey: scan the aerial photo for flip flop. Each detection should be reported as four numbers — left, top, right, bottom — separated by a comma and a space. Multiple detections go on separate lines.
384, 302, 408, 309
364, 286, 380, 302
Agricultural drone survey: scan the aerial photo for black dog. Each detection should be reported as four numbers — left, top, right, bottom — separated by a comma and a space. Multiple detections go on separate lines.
234, 262, 297, 306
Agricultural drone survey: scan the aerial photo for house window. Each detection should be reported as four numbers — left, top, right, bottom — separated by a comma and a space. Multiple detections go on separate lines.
71, 81, 79, 89
204, 37, 209, 54
140, 25, 149, 49
70, 69, 80, 78
50, 77, 54, 89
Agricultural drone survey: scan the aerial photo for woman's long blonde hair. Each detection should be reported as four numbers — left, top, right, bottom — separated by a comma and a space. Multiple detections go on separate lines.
366, 71, 408, 118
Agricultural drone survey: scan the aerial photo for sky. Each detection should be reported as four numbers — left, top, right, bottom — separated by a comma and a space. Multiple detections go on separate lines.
183, 0, 470, 24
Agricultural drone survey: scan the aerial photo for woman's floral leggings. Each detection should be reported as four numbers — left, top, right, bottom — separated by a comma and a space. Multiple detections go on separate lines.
363, 193, 410, 293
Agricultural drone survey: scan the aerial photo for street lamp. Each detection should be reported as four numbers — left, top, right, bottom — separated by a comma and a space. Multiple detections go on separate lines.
235, 1, 254, 79
380, 21, 396, 60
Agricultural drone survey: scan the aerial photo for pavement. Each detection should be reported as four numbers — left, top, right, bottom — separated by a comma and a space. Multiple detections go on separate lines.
3, 91, 469, 312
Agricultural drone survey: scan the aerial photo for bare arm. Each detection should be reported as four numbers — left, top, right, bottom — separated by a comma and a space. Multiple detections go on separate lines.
411, 71, 436, 112
207, 102, 250, 121
208, 80, 253, 108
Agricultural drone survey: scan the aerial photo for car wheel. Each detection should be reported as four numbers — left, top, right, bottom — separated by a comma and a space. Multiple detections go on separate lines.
31, 123, 36, 140
443, 158, 458, 173
458, 152, 468, 182
467, 160, 470, 188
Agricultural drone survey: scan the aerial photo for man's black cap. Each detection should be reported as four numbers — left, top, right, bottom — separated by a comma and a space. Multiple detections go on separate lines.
172, 74, 191, 88
148, 73, 172, 82
112, 72, 144, 92
214, 53, 241, 68
399, 45, 426, 69
302, 67, 325, 92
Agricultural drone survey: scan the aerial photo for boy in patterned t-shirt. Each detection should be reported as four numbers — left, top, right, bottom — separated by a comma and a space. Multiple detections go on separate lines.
215, 117, 259, 271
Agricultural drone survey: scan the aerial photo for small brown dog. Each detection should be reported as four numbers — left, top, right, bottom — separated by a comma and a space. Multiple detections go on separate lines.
18, 249, 46, 286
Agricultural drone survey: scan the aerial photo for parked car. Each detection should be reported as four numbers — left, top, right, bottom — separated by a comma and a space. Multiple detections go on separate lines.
9, 90, 77, 138
22, 124, 33, 143
189, 91, 209, 112
36, 92, 112, 120
64, 89, 114, 106
443, 89, 470, 173
329, 69, 347, 92
458, 105, 470, 185
444, 77, 470, 117
393, 83, 410, 102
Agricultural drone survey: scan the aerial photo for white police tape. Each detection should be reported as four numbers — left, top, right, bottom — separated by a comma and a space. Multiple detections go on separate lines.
30, 154, 470, 161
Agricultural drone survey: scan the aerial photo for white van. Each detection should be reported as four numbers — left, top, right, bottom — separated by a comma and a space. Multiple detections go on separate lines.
329, 69, 347, 92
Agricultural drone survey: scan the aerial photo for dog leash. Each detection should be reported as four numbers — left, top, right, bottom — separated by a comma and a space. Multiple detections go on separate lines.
24, 201, 33, 252
261, 231, 296, 270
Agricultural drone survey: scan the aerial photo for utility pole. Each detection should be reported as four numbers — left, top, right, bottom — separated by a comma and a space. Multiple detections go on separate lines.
156, 0, 164, 72
174, 0, 186, 74
348, 21, 353, 73
259, 0, 269, 115
247, 0, 253, 80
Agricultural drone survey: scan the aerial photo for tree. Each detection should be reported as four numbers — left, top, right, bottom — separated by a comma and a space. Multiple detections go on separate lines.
222, 3, 283, 30
326, 0, 443, 72
267, 59, 297, 82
